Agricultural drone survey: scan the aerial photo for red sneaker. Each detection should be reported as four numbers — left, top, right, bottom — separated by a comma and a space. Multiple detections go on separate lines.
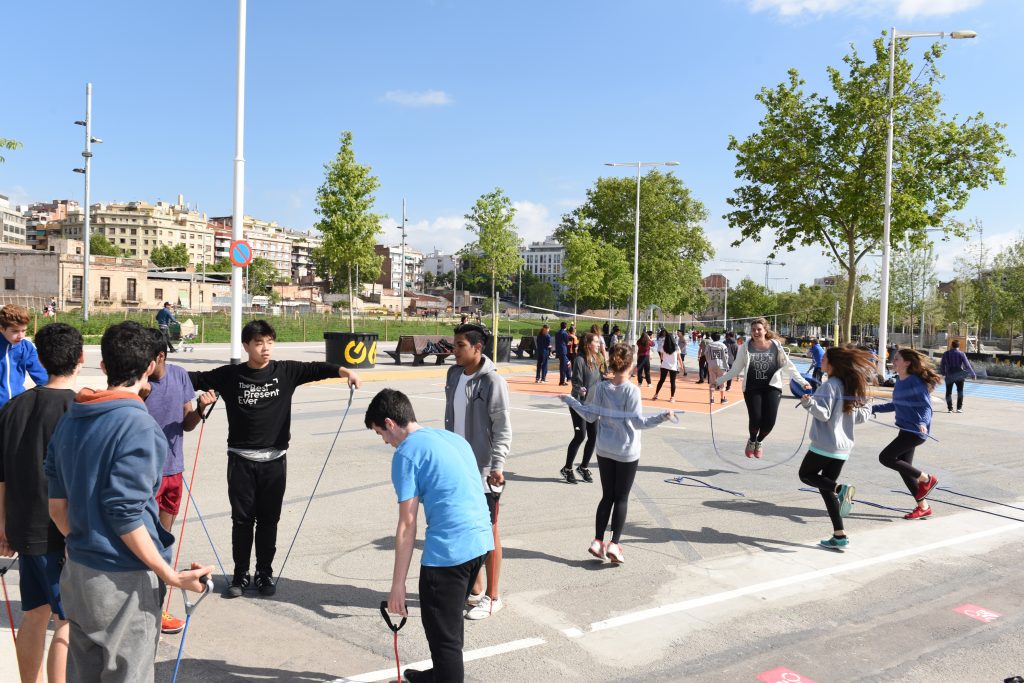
161, 611, 185, 634
904, 507, 932, 520
915, 475, 938, 501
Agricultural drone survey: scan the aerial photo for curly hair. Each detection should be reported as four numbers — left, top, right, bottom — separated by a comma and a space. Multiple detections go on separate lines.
0, 304, 30, 329
750, 317, 776, 341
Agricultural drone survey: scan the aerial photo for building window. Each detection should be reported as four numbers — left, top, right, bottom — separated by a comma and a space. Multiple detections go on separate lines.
155, 288, 164, 300
4, 278, 14, 290
72, 276, 83, 299
100, 277, 111, 299
127, 278, 137, 301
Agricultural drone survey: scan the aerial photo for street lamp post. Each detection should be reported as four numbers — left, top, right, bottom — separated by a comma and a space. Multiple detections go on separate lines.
603, 160, 679, 347
400, 198, 408, 322
877, 26, 975, 376
73, 83, 101, 321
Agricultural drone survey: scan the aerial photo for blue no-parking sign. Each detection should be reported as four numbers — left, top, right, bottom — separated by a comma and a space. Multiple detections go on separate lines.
229, 240, 253, 268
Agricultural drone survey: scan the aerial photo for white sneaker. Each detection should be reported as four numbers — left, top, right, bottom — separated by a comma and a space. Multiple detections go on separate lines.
465, 595, 503, 620
588, 539, 606, 559
606, 542, 624, 564
466, 592, 484, 606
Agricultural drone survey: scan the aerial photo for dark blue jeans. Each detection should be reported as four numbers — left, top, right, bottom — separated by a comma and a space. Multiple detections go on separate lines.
536, 354, 549, 380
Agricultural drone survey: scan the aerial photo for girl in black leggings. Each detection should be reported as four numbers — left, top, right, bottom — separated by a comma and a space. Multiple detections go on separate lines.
797, 346, 874, 549
715, 318, 809, 459
871, 348, 941, 520
561, 343, 673, 564
562, 333, 606, 484
653, 331, 681, 402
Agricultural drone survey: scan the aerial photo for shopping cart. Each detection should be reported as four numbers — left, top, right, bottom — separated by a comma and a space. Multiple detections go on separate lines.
169, 319, 197, 353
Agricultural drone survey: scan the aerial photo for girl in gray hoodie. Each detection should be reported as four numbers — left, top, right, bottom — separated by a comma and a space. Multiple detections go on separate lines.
561, 343, 674, 564
797, 346, 875, 550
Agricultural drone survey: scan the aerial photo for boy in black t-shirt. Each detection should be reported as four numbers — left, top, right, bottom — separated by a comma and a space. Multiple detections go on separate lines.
189, 320, 361, 597
0, 323, 83, 683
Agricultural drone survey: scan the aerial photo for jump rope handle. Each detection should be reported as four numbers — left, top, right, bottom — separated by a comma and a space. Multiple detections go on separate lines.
379, 600, 407, 632
200, 394, 220, 422
181, 574, 214, 616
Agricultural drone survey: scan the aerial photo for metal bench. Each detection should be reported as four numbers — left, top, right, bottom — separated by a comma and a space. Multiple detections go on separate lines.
384, 335, 454, 366
514, 335, 537, 358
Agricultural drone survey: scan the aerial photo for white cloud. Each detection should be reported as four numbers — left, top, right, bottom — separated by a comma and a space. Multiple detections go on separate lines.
385, 214, 469, 255
748, 0, 984, 19
511, 200, 558, 247
394, 199, 559, 255
382, 90, 453, 107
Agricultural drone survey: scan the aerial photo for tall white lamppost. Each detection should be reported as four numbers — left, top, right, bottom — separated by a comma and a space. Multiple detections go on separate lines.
719, 268, 740, 330
603, 160, 679, 346
73, 83, 101, 321
877, 26, 975, 376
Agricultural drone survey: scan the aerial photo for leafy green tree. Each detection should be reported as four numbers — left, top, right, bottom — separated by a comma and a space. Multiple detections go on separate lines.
558, 170, 711, 315
525, 281, 556, 310
725, 33, 1012, 343
245, 257, 280, 296
559, 227, 631, 312
1, 137, 21, 163
423, 271, 436, 288
313, 131, 384, 331
464, 188, 524, 320
726, 278, 776, 324
994, 237, 1024, 352
150, 243, 190, 268
889, 240, 938, 340
90, 232, 125, 257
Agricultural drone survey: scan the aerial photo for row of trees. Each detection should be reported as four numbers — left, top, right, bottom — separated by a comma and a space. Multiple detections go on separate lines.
725, 33, 1012, 343
308, 131, 716, 332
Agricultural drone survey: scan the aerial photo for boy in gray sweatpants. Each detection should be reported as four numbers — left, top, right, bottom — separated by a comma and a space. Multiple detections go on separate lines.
45, 321, 212, 683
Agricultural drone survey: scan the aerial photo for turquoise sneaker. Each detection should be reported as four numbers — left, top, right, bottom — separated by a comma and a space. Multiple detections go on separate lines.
837, 484, 856, 518
820, 535, 849, 549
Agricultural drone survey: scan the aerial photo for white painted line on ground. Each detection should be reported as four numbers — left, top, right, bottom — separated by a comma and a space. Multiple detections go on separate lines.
572, 521, 1023, 635
333, 637, 546, 682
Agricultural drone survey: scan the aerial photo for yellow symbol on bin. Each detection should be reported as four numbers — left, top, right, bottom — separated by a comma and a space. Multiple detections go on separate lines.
344, 340, 377, 365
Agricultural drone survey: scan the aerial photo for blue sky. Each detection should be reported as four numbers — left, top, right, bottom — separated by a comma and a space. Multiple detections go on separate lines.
2, 0, 1020, 288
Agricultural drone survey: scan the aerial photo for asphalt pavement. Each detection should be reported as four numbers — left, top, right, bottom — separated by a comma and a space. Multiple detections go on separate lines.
2, 340, 1022, 682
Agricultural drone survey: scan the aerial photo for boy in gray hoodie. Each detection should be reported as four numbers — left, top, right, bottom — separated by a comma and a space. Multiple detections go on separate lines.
444, 323, 511, 619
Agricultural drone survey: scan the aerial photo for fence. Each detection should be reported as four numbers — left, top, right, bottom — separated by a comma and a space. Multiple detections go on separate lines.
26, 309, 550, 344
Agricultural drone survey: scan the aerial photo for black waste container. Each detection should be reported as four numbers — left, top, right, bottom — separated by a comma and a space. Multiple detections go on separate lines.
324, 332, 378, 368
483, 335, 512, 363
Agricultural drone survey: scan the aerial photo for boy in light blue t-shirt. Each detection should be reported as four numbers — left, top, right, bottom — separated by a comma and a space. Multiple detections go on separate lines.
366, 389, 492, 683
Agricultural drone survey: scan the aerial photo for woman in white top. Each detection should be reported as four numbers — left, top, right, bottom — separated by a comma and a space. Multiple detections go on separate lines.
715, 318, 811, 459
653, 330, 682, 402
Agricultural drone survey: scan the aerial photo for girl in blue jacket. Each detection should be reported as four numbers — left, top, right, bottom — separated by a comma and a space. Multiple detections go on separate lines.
871, 348, 942, 520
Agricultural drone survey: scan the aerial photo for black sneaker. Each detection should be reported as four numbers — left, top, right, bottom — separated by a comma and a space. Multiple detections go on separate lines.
576, 466, 593, 483
254, 571, 277, 596
403, 670, 431, 682
226, 572, 250, 598
559, 466, 577, 484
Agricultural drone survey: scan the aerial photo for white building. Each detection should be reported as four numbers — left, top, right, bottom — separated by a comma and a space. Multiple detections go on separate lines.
0, 194, 28, 246
55, 195, 214, 266
521, 234, 565, 295
421, 249, 456, 278
375, 244, 424, 291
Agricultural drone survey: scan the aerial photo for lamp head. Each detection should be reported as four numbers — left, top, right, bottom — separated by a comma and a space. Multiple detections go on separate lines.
74, 120, 86, 126
73, 168, 86, 174
950, 30, 977, 39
